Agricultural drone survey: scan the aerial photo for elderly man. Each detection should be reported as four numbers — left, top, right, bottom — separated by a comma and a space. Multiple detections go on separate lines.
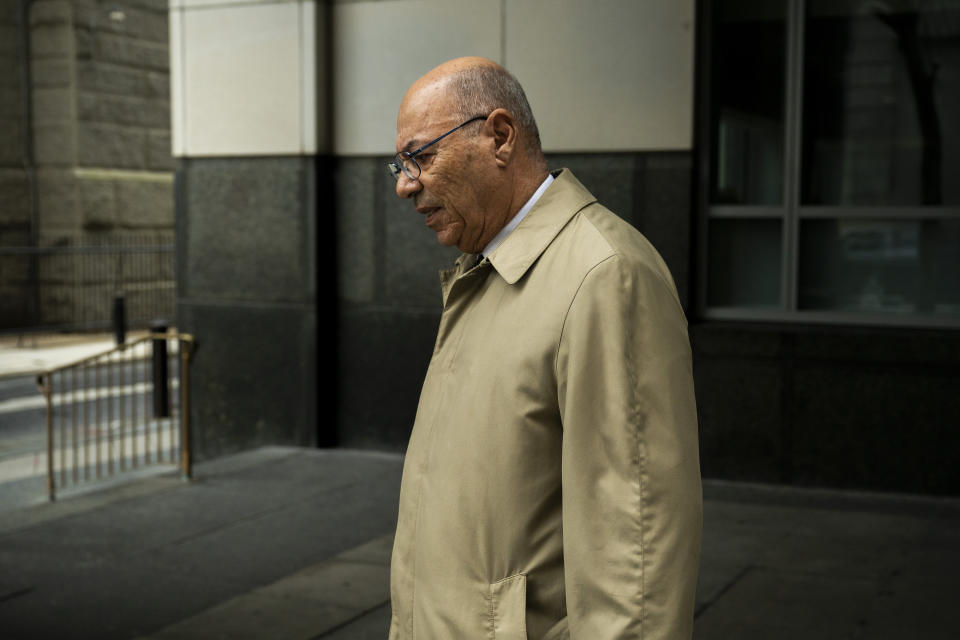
387, 57, 701, 639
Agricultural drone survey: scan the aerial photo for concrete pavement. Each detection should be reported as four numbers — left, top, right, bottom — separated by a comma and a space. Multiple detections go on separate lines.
0, 447, 403, 640
2, 336, 959, 638
0, 446, 958, 639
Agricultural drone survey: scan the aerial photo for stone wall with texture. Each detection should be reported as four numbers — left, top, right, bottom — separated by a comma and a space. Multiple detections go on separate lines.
692, 323, 960, 495
7, 0, 175, 330
0, 0, 33, 327
175, 156, 322, 462
31, 0, 173, 236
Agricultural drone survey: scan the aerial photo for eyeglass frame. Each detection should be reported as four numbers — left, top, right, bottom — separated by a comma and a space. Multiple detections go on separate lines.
388, 114, 490, 181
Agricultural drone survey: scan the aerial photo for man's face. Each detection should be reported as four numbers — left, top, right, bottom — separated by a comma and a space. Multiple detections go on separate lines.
395, 86, 499, 253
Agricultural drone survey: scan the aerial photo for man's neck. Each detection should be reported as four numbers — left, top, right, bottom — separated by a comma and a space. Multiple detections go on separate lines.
510, 169, 550, 220
480, 171, 554, 258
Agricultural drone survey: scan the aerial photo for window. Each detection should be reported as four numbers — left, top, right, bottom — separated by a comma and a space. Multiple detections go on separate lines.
700, 0, 960, 326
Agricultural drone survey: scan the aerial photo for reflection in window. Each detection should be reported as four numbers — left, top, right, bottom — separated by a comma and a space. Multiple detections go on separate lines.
803, 1, 960, 205
799, 219, 960, 314
710, 0, 786, 205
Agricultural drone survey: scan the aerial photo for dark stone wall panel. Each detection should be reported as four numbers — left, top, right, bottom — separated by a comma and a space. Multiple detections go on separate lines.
692, 323, 960, 494
693, 357, 784, 483
794, 328, 960, 367
545, 152, 693, 308
333, 157, 377, 304
545, 153, 639, 228
182, 157, 315, 304
792, 363, 960, 494
179, 302, 318, 462
692, 324, 785, 358
176, 155, 320, 460
337, 306, 441, 451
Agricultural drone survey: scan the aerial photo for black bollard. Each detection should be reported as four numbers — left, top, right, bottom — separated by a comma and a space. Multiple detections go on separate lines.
151, 320, 170, 418
113, 292, 126, 345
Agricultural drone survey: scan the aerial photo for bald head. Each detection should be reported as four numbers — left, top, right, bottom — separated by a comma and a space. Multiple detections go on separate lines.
405, 56, 496, 92
401, 57, 545, 164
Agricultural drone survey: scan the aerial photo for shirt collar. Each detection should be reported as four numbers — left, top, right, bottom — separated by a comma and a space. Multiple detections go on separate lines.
480, 174, 554, 259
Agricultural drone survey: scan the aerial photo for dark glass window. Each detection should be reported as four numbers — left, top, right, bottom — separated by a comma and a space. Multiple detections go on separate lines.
708, 218, 783, 307
709, 0, 786, 205
803, 1, 960, 206
799, 218, 960, 314
701, 0, 960, 325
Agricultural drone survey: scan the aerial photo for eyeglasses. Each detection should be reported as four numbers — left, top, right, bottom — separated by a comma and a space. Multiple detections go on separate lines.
388, 114, 489, 181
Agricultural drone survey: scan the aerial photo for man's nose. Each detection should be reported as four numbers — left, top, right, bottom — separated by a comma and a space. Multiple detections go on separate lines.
395, 173, 421, 199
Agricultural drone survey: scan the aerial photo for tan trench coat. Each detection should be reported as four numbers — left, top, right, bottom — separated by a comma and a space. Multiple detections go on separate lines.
389, 170, 702, 639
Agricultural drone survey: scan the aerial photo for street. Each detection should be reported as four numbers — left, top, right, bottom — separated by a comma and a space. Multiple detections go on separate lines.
0, 374, 55, 511
0, 362, 181, 512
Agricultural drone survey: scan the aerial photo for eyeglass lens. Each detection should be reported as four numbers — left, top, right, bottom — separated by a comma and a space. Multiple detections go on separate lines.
389, 154, 419, 181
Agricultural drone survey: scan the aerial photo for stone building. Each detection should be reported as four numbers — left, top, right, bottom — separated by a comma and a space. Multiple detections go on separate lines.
0, 0, 174, 330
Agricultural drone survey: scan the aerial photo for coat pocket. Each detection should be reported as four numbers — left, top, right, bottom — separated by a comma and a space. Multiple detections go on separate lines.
489, 573, 527, 640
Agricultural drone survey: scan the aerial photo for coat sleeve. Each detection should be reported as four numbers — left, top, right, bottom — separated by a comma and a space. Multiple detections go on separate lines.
555, 254, 702, 639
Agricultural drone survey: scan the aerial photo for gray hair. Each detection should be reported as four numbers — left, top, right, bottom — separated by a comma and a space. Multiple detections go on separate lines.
447, 66, 543, 157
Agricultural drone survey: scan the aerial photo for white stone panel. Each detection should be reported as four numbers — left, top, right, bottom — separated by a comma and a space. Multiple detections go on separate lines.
302, 0, 320, 153
332, 0, 501, 156
171, 0, 317, 156
506, 0, 695, 152
170, 0, 286, 9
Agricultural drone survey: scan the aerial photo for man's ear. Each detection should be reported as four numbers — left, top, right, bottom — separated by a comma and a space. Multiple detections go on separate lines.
488, 108, 517, 167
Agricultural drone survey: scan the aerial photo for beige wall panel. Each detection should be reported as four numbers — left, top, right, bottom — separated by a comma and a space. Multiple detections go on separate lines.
506, 0, 695, 151
174, 0, 317, 156
332, 0, 501, 156
171, 0, 286, 9
302, 0, 320, 153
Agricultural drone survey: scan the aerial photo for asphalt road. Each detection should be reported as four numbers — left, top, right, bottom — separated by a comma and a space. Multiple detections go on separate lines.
0, 375, 44, 442
0, 369, 181, 513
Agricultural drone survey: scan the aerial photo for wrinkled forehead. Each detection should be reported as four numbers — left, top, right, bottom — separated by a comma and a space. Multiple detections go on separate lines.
395, 78, 459, 153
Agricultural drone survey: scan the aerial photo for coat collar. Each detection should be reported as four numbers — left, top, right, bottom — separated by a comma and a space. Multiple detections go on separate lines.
440, 169, 596, 303
484, 168, 596, 285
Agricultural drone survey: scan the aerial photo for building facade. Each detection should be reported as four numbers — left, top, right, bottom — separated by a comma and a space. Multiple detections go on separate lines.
165, 0, 959, 493
0, 0, 175, 331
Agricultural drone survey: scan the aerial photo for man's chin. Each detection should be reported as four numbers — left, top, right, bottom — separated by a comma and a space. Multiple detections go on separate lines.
432, 228, 463, 248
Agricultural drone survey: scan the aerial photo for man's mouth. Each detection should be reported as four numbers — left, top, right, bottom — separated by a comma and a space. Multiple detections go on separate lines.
418, 206, 442, 226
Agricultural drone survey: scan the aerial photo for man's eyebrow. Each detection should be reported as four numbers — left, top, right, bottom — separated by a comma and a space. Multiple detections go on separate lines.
400, 139, 422, 153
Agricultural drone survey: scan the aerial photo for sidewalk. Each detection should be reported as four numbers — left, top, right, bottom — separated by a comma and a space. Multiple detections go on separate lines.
0, 332, 146, 379
0, 447, 402, 640
1, 445, 958, 639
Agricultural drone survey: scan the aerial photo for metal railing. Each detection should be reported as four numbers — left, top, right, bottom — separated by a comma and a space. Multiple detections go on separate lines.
35, 332, 194, 501
0, 234, 175, 334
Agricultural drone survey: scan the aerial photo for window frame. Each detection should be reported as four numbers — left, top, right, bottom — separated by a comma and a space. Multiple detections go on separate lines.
696, 0, 960, 329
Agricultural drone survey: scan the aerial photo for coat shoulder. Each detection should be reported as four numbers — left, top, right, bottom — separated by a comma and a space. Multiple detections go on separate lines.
556, 203, 680, 300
